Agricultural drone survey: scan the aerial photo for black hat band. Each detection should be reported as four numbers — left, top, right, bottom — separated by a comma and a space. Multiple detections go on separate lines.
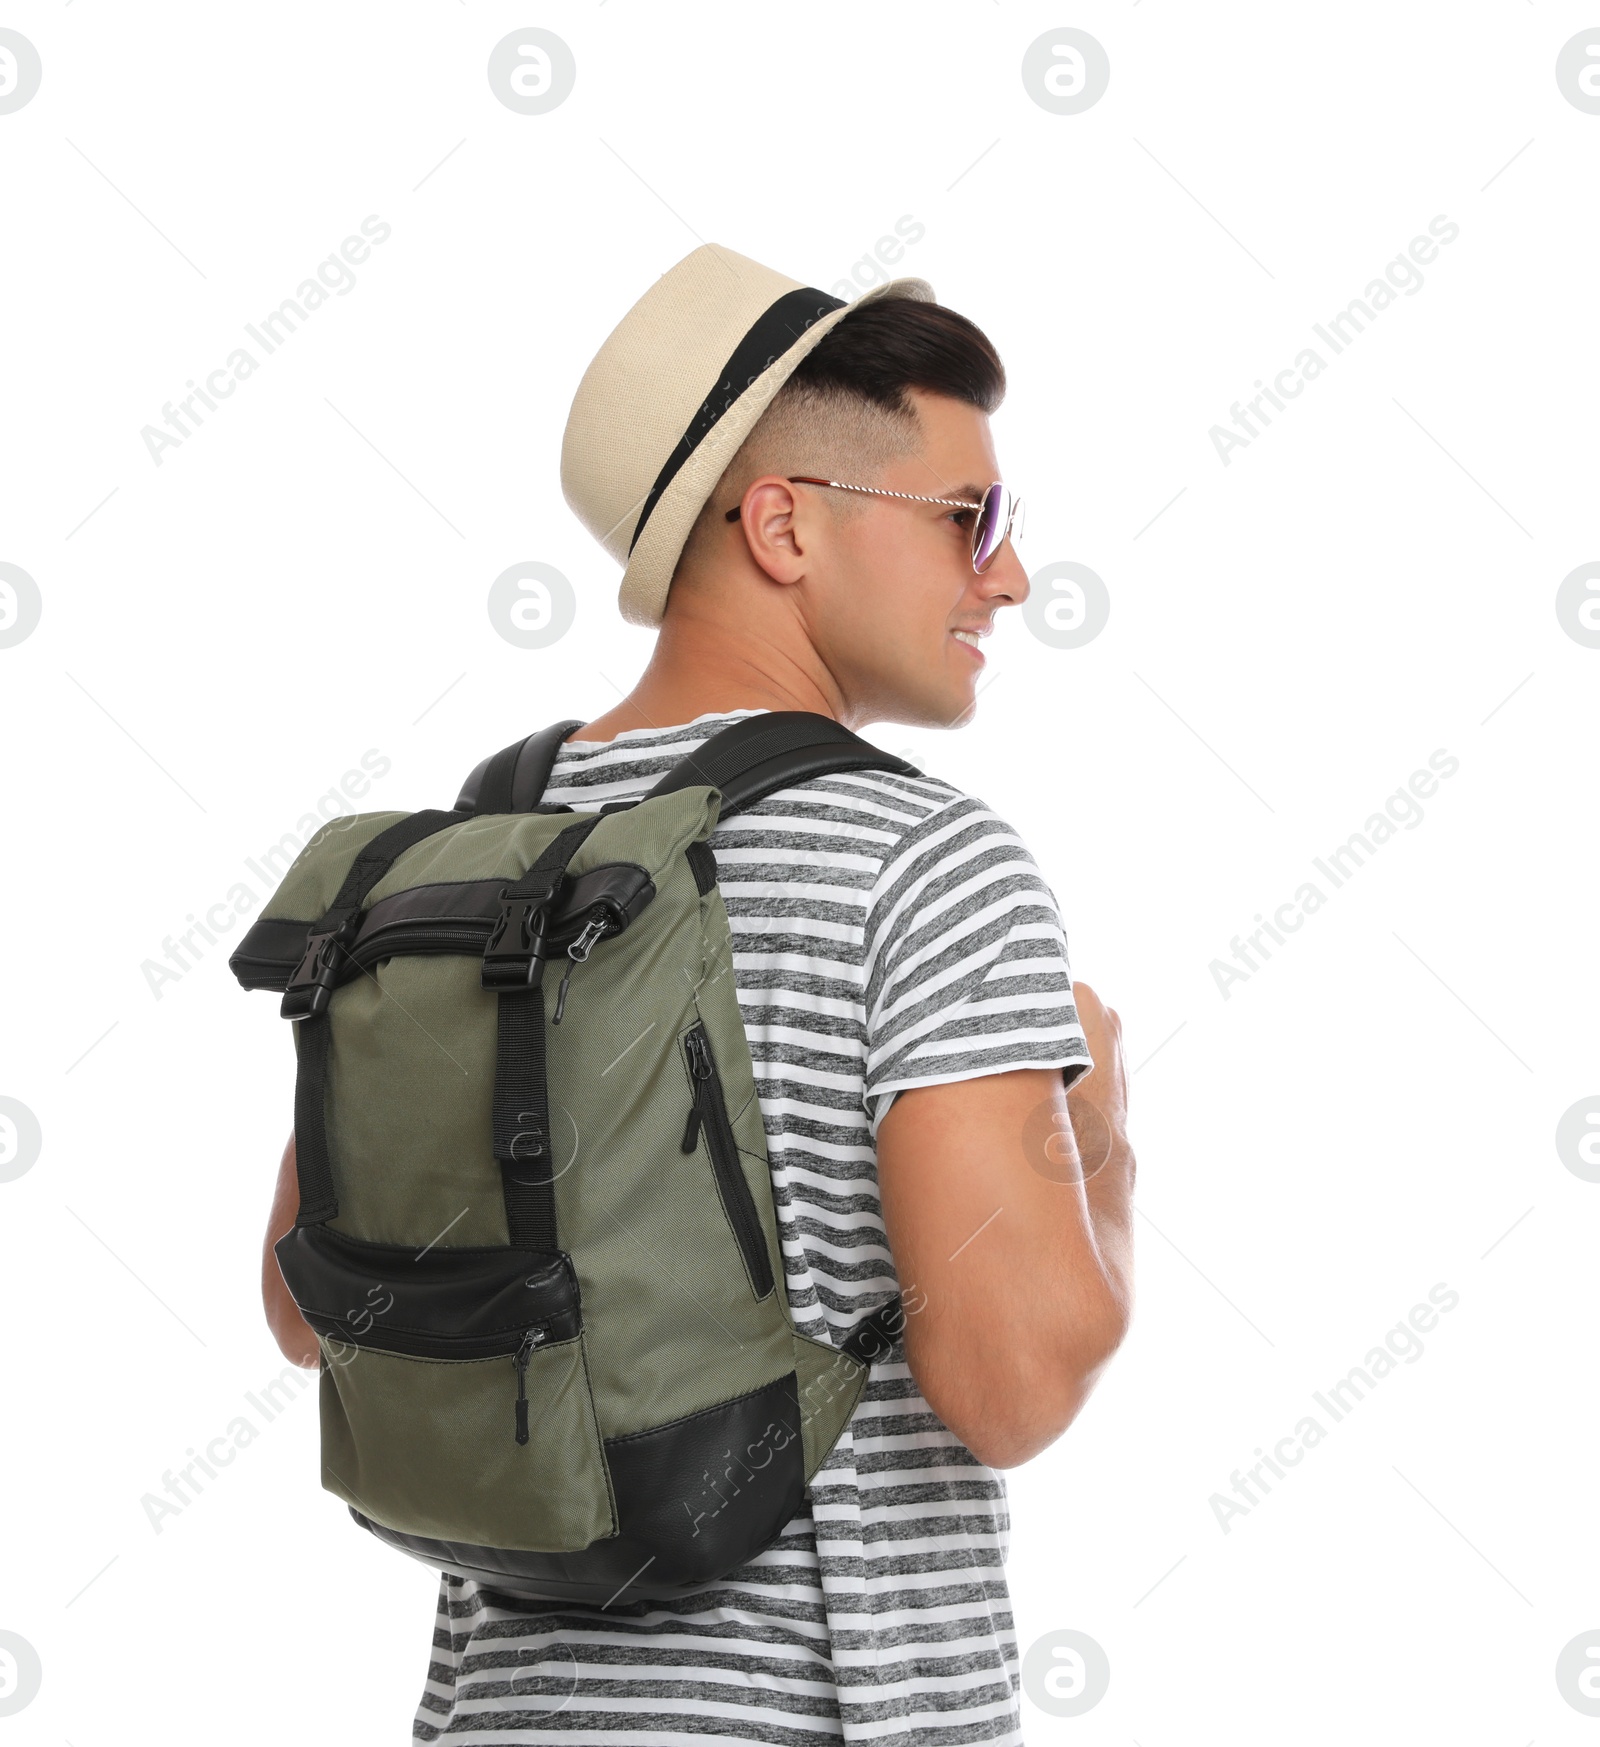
626, 286, 846, 556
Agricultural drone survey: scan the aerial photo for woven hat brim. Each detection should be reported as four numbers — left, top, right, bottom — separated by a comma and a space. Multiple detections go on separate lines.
616, 275, 935, 627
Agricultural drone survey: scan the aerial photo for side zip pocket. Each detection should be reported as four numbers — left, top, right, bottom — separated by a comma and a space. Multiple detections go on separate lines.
682, 1022, 775, 1299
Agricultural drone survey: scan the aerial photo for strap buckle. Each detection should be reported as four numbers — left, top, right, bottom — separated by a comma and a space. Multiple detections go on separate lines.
843, 1296, 907, 1366
281, 919, 356, 1022
482, 894, 553, 991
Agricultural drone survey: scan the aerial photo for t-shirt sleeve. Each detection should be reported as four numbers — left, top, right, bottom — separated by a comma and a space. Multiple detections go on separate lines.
861, 794, 1092, 1134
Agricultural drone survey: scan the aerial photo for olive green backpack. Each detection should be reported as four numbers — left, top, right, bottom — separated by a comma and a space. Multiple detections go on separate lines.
230, 712, 915, 1605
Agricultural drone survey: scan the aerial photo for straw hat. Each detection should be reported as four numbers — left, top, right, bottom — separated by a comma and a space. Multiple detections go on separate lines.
561, 244, 934, 626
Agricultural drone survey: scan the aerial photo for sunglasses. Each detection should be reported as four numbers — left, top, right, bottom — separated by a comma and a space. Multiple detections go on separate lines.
724, 475, 1023, 575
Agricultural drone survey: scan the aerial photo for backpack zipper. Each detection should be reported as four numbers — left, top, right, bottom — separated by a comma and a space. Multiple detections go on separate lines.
301, 1313, 550, 1365
681, 1024, 775, 1299
346, 903, 626, 979
552, 909, 613, 1026
305, 1312, 555, 1445
513, 1325, 548, 1444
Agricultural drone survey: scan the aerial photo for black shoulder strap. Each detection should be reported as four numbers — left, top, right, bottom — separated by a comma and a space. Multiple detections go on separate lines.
456, 720, 584, 814
644, 712, 918, 819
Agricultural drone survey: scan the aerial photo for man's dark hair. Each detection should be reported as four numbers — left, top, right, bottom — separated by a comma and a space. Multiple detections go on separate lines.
787, 298, 1006, 417
672, 298, 1006, 582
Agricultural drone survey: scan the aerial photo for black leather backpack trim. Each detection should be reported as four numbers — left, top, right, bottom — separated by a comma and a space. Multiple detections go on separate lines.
230, 916, 321, 988
456, 720, 585, 814
230, 864, 656, 991
277, 1224, 582, 1352
367, 864, 651, 931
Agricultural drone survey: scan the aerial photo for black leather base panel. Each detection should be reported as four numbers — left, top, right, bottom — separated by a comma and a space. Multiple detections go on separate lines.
353, 1371, 806, 1605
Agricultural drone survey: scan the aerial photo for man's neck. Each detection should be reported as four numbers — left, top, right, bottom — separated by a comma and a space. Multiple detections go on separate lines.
574, 597, 847, 742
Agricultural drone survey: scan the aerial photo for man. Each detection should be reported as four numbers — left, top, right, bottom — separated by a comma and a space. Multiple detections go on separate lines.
265, 245, 1135, 1743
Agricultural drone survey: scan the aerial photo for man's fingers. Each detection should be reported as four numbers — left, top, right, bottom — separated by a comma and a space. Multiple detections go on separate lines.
1069, 982, 1131, 1112
1067, 1097, 1115, 1178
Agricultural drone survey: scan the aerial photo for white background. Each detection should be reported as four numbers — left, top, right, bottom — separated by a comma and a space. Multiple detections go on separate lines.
1, 3, 1597, 1741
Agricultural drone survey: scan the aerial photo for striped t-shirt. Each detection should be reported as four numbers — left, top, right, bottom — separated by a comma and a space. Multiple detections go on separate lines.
414, 709, 1091, 1745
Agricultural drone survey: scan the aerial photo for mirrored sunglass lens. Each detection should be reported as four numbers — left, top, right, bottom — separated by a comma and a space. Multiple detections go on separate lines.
973, 484, 1007, 572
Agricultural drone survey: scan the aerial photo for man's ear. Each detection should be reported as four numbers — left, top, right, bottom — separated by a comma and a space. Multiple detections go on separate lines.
734, 477, 808, 585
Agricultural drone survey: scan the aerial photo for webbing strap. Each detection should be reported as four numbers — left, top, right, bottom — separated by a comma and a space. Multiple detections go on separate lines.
291, 809, 463, 1224
324, 810, 464, 923
292, 1018, 340, 1224
489, 816, 604, 1248
492, 984, 559, 1250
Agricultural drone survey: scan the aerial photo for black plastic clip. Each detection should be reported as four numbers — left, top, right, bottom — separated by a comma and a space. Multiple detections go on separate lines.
281, 919, 355, 1021
840, 1295, 908, 1367
482, 894, 553, 991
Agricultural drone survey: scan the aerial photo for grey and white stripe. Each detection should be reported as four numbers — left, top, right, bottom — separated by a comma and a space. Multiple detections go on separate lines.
414, 710, 1089, 1745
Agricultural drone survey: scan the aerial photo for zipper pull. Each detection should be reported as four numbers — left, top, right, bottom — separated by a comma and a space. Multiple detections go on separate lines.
513, 1327, 546, 1445
552, 912, 610, 1026
552, 959, 577, 1026
681, 1030, 711, 1152
569, 913, 609, 962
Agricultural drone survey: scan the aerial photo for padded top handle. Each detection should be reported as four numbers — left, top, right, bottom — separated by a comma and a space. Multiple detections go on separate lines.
645, 712, 919, 820
456, 719, 585, 814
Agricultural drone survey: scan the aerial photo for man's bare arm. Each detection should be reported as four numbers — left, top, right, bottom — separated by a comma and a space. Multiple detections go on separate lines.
875, 981, 1135, 1469
265, 1134, 319, 1368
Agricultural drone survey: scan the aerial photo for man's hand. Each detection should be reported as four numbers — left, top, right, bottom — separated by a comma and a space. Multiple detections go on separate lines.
875, 980, 1135, 1469
266, 1134, 320, 1369
1064, 981, 1135, 1313
1068, 980, 1126, 1134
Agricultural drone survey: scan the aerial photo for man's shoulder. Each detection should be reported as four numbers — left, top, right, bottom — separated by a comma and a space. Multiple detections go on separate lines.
546, 716, 1025, 872
727, 763, 971, 843
728, 761, 1040, 881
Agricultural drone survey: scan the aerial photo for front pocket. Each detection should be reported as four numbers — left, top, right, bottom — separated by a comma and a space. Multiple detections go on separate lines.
277, 1224, 616, 1552
316, 1336, 616, 1551
680, 1022, 775, 1300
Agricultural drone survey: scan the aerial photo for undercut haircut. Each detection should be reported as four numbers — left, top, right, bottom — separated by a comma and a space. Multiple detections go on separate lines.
673, 299, 1006, 579
785, 297, 1006, 420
